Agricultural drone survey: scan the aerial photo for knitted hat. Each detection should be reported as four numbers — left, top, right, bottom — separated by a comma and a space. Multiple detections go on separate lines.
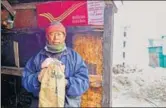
46, 21, 66, 35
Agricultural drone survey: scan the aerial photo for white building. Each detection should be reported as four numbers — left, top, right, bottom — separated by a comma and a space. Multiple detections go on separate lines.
113, 1, 166, 68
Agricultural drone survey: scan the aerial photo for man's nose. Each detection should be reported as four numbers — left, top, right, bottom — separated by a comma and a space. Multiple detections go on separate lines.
53, 34, 58, 39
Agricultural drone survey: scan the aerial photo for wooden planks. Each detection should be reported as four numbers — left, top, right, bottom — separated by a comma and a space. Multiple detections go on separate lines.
102, 3, 114, 107
14, 9, 37, 28
73, 33, 103, 107
12, 2, 37, 10
13, 41, 20, 68
1, 0, 16, 16
1, 66, 23, 76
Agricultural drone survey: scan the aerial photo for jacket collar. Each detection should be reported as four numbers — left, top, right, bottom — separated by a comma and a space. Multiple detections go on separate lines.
40, 47, 69, 57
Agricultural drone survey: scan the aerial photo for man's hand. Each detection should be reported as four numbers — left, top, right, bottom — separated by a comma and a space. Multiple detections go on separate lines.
39, 58, 66, 83
39, 58, 54, 82
41, 58, 54, 69
59, 64, 65, 72
38, 68, 47, 82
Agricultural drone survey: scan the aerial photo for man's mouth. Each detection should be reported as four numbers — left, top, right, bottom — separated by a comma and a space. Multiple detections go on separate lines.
53, 41, 60, 44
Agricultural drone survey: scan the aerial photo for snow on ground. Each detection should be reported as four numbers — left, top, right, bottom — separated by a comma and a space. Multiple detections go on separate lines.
112, 65, 166, 107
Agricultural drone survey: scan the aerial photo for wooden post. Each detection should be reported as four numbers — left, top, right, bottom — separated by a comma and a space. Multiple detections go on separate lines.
1, 0, 16, 16
13, 41, 20, 68
102, 3, 114, 107
1, 66, 23, 76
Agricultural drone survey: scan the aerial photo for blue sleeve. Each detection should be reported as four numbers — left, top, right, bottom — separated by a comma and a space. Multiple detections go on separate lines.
66, 52, 89, 96
22, 55, 41, 97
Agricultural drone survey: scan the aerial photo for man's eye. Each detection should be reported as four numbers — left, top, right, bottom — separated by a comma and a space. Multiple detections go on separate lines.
49, 33, 54, 36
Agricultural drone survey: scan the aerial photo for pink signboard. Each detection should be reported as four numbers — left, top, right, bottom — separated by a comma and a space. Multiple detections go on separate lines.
36, 1, 105, 27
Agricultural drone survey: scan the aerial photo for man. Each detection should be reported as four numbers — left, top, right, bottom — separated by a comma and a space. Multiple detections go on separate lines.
22, 21, 89, 107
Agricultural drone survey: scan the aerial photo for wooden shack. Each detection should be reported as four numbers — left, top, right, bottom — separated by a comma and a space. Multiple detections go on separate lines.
1, 0, 122, 107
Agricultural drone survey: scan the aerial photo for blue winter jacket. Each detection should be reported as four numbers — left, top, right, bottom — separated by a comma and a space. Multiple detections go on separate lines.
22, 47, 89, 97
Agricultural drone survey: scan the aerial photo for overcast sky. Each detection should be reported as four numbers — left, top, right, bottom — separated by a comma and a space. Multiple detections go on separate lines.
113, 1, 166, 68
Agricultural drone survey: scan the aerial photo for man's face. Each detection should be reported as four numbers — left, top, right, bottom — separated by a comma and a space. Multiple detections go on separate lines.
47, 31, 66, 45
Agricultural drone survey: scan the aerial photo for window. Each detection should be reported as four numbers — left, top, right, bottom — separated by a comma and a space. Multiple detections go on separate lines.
123, 52, 125, 59
123, 41, 126, 48
124, 31, 126, 37
123, 62, 125, 66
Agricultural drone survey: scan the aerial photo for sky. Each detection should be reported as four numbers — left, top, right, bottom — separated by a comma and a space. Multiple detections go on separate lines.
113, 1, 166, 68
